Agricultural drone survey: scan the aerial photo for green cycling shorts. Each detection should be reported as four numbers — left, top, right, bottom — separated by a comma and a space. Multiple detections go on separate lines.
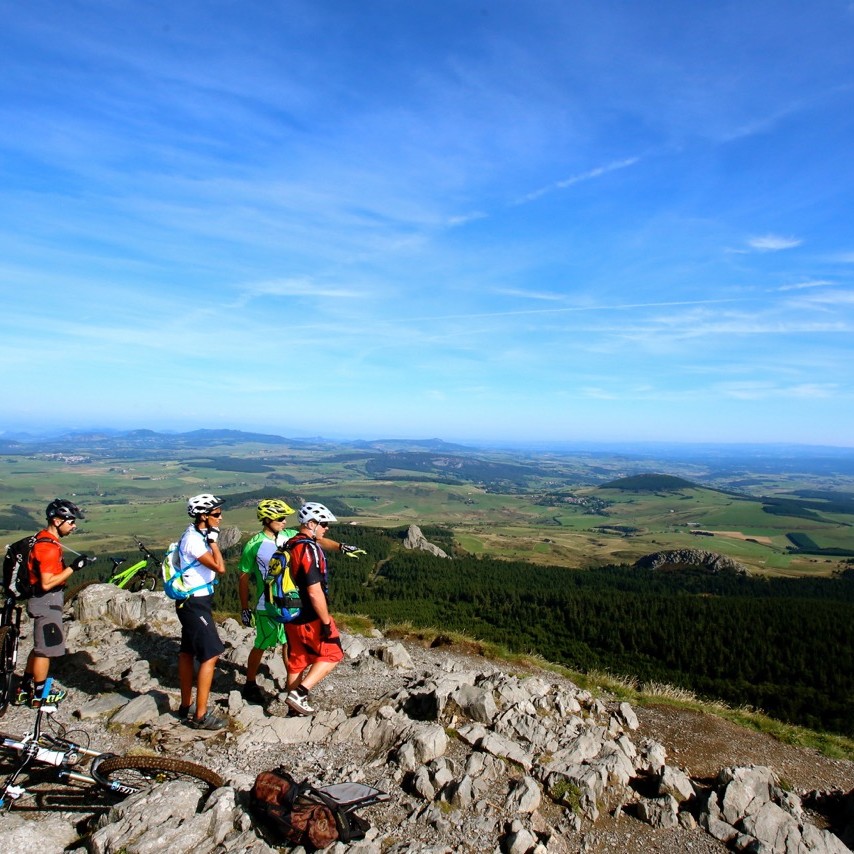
253, 611, 287, 650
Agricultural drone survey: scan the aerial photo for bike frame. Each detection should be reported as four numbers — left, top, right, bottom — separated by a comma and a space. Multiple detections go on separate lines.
108, 557, 149, 589
106, 540, 160, 590
0, 678, 136, 806
0, 598, 22, 713
1, 597, 21, 632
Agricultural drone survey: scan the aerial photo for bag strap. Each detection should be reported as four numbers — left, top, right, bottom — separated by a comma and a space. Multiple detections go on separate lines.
302, 785, 358, 843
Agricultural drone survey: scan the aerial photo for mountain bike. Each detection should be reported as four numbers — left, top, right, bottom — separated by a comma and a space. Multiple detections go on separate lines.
0, 678, 223, 809
0, 597, 22, 717
64, 539, 160, 604
106, 539, 162, 592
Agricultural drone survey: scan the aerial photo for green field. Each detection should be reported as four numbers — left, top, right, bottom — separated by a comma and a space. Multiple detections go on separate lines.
2, 439, 854, 577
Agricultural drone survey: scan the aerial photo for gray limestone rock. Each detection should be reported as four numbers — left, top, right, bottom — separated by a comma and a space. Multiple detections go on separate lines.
109, 692, 162, 727
507, 775, 542, 814
377, 642, 415, 670
73, 692, 130, 720
402, 524, 450, 558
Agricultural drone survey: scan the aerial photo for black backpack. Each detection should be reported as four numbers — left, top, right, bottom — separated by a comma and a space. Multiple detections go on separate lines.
249, 767, 388, 851
3, 534, 52, 599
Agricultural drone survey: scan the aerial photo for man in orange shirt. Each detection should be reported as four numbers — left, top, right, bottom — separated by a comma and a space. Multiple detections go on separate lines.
14, 498, 88, 708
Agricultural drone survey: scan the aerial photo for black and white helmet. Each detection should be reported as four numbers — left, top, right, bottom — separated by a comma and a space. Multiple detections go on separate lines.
46, 498, 85, 521
298, 502, 337, 525
187, 493, 224, 518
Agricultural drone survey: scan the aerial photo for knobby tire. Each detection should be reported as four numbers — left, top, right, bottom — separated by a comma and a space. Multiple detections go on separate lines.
94, 754, 224, 794
130, 575, 157, 593
0, 625, 17, 716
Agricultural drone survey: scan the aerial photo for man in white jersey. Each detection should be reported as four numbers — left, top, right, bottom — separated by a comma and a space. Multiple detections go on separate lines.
176, 493, 227, 730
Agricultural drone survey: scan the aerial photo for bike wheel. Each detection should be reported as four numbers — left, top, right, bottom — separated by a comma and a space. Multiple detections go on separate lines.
93, 754, 224, 796
0, 625, 17, 717
129, 574, 157, 593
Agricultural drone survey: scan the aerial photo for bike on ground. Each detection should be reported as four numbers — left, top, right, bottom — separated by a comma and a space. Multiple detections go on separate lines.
0, 678, 223, 809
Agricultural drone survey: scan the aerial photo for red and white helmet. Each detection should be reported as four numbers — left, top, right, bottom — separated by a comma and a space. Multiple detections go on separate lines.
298, 502, 337, 525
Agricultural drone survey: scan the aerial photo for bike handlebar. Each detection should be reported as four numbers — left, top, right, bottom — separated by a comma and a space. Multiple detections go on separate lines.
134, 539, 161, 563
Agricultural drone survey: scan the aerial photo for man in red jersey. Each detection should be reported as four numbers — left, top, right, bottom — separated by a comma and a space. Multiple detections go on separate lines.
283, 502, 344, 716
15, 499, 88, 707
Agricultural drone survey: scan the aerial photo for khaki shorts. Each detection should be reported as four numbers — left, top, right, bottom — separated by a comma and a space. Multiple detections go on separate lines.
27, 591, 66, 658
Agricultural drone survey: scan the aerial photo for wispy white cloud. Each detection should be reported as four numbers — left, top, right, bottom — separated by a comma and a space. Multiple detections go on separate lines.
447, 212, 487, 227
718, 381, 839, 401
777, 279, 833, 291
515, 157, 641, 205
492, 287, 568, 302
235, 278, 364, 304
786, 289, 854, 309
746, 234, 802, 251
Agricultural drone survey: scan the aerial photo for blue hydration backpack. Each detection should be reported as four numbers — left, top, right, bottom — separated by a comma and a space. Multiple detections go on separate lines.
161, 540, 216, 601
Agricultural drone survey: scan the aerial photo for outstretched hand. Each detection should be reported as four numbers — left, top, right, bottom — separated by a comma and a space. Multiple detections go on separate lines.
339, 544, 366, 559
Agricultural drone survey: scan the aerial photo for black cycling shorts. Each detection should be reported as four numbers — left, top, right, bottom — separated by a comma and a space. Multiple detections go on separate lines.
176, 595, 225, 663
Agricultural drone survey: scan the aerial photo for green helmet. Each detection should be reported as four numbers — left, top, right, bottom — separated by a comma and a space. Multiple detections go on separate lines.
257, 498, 295, 523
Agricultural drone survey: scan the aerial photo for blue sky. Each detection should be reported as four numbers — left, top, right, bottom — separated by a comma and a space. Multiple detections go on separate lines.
2, 1, 854, 446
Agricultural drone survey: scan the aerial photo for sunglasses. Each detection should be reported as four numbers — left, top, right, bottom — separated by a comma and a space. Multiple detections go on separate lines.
316, 521, 330, 528
208, 511, 223, 518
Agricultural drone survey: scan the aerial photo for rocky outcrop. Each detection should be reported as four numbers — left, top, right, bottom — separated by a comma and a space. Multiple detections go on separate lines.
1, 584, 849, 854
698, 766, 850, 853
634, 549, 749, 575
402, 524, 449, 558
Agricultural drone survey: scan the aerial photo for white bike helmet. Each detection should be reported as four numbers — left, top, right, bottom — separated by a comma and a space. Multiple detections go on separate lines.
187, 493, 224, 517
298, 502, 337, 525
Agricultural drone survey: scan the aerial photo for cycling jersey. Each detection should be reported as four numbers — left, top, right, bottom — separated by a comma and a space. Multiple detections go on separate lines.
239, 528, 297, 611
28, 529, 64, 592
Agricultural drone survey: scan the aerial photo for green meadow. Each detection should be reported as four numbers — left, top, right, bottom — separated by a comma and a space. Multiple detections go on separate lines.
1, 440, 853, 577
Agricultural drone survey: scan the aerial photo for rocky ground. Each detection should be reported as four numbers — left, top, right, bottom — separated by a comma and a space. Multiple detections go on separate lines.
1, 585, 852, 854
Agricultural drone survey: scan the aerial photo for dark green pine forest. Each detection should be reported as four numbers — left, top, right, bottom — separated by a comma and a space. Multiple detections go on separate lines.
329, 526, 854, 738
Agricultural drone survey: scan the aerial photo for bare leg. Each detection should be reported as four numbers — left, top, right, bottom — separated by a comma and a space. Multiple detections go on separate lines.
295, 660, 339, 693
27, 653, 50, 682
194, 655, 219, 718
246, 647, 263, 682
178, 652, 195, 707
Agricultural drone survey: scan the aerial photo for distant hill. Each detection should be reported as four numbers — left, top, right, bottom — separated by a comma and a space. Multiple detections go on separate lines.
601, 473, 698, 491
0, 428, 298, 456
362, 450, 550, 486
350, 437, 474, 453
